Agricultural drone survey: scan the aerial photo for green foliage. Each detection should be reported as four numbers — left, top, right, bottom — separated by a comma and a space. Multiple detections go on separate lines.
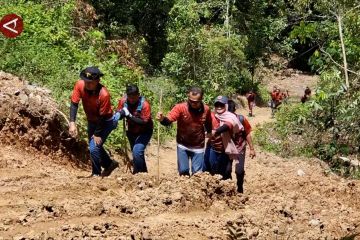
162, 0, 249, 101
88, 0, 175, 71
0, 0, 144, 148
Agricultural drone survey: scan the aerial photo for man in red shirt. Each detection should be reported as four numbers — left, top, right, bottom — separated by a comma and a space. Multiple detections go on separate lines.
270, 87, 283, 117
69, 66, 119, 177
246, 90, 256, 117
226, 100, 256, 193
156, 86, 212, 176
301, 86, 311, 103
114, 85, 153, 174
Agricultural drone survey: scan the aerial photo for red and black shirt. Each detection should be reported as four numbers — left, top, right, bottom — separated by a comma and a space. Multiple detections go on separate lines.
117, 97, 153, 135
70, 80, 113, 123
163, 102, 212, 149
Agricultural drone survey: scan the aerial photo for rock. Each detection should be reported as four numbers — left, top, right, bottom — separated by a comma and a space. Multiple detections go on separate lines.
3, 218, 12, 225
93, 224, 102, 231
172, 192, 183, 202
309, 219, 320, 226
142, 230, 151, 240
13, 235, 26, 240
297, 169, 305, 176
62, 225, 70, 231
248, 227, 259, 238
18, 93, 28, 105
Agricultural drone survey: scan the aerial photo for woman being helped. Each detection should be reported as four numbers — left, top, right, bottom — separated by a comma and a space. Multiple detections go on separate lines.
204, 96, 243, 179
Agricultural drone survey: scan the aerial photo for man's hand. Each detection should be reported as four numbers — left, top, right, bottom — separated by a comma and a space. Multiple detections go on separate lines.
93, 135, 103, 145
122, 107, 130, 117
69, 122, 78, 137
249, 148, 256, 159
156, 112, 164, 122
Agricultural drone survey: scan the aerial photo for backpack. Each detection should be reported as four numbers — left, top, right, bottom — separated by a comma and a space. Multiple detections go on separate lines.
238, 114, 247, 139
238, 114, 244, 125
124, 96, 145, 113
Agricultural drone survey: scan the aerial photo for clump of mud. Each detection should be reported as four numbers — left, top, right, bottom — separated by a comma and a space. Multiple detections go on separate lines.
0, 71, 88, 166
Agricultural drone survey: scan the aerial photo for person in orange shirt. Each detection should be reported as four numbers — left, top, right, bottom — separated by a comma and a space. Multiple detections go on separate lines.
157, 86, 212, 176
69, 67, 119, 177
114, 85, 153, 174
270, 87, 283, 117
246, 90, 256, 117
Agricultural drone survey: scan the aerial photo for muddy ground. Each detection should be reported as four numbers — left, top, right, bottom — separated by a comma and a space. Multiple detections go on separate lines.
0, 71, 359, 240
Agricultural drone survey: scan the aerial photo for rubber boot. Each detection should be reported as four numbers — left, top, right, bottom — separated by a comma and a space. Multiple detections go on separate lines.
236, 172, 245, 193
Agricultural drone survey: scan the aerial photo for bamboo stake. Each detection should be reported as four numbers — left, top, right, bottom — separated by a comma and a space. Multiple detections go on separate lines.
123, 119, 132, 172
157, 89, 163, 184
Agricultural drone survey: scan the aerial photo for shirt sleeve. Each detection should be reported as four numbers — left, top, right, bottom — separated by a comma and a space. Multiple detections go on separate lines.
140, 101, 152, 122
116, 98, 125, 112
70, 81, 82, 104
166, 104, 182, 122
243, 118, 252, 136
205, 107, 213, 133
99, 91, 113, 117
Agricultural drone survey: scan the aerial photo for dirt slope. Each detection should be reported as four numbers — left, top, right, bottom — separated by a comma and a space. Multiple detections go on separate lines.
0, 72, 359, 240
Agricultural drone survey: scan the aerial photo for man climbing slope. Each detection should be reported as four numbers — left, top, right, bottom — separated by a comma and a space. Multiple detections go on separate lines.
156, 86, 212, 176
69, 66, 119, 177
115, 85, 153, 174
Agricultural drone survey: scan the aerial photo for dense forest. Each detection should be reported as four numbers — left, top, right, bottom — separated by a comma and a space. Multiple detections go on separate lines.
1, 0, 359, 176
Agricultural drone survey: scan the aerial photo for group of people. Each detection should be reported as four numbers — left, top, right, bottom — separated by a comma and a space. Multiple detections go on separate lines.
269, 86, 312, 116
68, 66, 256, 193
270, 86, 289, 117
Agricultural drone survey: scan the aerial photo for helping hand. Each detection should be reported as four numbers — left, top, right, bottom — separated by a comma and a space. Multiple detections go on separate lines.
156, 112, 164, 122
122, 107, 130, 117
69, 122, 78, 138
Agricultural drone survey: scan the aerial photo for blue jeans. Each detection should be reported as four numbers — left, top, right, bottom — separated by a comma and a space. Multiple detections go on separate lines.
177, 146, 204, 176
88, 119, 116, 175
127, 130, 153, 174
204, 145, 230, 179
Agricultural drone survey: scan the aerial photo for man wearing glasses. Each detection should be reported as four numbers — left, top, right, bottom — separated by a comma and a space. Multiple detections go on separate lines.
157, 86, 212, 176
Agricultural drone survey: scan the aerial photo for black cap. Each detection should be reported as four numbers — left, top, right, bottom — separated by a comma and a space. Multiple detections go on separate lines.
214, 96, 228, 105
80, 66, 104, 81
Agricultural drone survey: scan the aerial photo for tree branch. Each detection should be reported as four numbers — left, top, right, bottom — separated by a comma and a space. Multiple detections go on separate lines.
345, 4, 360, 16
319, 47, 360, 76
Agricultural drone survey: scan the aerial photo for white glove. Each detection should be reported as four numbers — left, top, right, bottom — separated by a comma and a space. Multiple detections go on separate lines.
113, 111, 121, 121
122, 107, 131, 117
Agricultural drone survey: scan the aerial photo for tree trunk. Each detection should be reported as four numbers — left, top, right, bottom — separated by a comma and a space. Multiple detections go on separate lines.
337, 13, 350, 89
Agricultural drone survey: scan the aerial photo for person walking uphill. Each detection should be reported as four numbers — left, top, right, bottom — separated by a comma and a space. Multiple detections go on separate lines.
114, 85, 153, 174
227, 100, 256, 193
246, 90, 256, 117
69, 66, 119, 177
156, 86, 212, 176
204, 96, 243, 179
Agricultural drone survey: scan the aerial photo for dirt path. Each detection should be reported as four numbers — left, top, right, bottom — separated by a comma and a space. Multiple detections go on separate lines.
1, 71, 360, 239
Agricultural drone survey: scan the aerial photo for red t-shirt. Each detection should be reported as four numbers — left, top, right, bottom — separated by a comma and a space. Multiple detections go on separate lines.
209, 112, 233, 152
117, 97, 153, 135
233, 114, 252, 152
71, 80, 113, 123
167, 102, 212, 149
271, 91, 282, 101
247, 93, 256, 102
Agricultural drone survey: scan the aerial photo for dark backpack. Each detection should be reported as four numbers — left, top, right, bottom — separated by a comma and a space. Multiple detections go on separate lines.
238, 114, 244, 125
238, 114, 247, 139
